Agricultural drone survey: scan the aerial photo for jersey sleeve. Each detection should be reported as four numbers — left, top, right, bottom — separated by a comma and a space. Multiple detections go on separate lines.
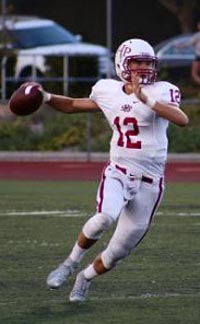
89, 79, 118, 111
155, 81, 181, 107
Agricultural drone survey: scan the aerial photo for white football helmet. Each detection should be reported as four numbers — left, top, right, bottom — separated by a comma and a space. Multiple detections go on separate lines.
115, 38, 157, 84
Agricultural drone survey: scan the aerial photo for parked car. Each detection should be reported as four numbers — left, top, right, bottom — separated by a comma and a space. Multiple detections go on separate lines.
0, 15, 114, 91
154, 33, 195, 68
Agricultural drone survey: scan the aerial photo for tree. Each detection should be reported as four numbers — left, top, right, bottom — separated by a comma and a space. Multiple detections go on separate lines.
158, 0, 200, 33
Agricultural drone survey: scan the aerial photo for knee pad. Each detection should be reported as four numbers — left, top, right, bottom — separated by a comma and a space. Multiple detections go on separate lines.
101, 243, 129, 269
101, 224, 148, 269
82, 213, 114, 240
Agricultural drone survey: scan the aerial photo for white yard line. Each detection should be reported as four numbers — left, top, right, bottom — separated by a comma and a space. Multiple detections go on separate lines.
0, 210, 87, 217
156, 211, 200, 216
0, 292, 200, 306
89, 292, 200, 301
0, 210, 200, 217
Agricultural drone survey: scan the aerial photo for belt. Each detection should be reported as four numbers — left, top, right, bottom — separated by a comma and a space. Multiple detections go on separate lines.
115, 164, 153, 184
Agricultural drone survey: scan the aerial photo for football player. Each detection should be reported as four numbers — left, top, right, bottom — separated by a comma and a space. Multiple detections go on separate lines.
40, 38, 189, 301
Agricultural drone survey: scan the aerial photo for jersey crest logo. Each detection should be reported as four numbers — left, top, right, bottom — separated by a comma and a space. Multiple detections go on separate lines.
121, 104, 133, 112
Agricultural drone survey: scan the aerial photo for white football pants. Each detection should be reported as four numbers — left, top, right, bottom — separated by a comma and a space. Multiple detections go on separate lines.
96, 164, 164, 268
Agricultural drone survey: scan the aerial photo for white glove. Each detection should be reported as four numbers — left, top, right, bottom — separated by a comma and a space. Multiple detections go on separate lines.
37, 85, 52, 103
42, 91, 52, 103
20, 81, 52, 103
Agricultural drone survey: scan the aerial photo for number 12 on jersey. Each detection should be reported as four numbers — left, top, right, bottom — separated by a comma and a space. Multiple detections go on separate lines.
114, 116, 141, 149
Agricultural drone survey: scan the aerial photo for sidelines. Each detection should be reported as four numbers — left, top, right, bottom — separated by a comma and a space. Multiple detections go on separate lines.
0, 158, 200, 182
0, 152, 200, 162
0, 210, 200, 217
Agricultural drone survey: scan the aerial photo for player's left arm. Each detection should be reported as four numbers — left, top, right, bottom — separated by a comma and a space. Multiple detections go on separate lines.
129, 73, 189, 127
141, 88, 189, 127
150, 101, 189, 126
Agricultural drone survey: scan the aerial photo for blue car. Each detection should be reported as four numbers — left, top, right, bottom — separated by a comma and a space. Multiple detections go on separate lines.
154, 34, 195, 68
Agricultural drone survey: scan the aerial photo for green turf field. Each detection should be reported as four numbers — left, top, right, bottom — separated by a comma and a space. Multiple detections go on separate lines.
0, 180, 199, 324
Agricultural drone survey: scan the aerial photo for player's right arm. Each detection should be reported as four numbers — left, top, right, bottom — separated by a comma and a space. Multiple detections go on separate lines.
21, 81, 100, 114
43, 78, 115, 114
45, 93, 100, 114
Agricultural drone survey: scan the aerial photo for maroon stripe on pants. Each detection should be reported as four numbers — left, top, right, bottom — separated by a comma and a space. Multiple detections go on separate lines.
135, 177, 164, 247
97, 172, 106, 213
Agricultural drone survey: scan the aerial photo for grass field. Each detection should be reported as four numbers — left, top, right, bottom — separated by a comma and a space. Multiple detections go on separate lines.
0, 180, 199, 324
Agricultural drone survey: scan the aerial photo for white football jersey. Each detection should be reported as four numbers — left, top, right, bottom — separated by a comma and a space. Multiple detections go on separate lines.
90, 79, 181, 177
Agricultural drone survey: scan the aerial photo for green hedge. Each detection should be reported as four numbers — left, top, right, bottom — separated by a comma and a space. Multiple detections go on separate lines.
0, 103, 199, 152
168, 104, 200, 152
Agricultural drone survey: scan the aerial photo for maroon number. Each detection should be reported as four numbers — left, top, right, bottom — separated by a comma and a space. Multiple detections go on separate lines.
114, 116, 124, 146
114, 116, 141, 149
124, 117, 141, 148
169, 88, 181, 104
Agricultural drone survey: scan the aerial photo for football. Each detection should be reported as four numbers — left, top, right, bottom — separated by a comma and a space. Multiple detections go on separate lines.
9, 83, 43, 116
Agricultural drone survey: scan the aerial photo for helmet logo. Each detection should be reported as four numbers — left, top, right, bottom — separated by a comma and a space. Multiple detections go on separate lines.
118, 45, 131, 59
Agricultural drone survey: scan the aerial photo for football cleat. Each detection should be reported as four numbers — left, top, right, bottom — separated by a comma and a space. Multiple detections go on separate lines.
69, 270, 91, 302
47, 261, 76, 289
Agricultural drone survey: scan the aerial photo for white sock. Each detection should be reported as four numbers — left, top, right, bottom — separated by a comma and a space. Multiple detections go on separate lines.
63, 242, 88, 265
83, 264, 98, 280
